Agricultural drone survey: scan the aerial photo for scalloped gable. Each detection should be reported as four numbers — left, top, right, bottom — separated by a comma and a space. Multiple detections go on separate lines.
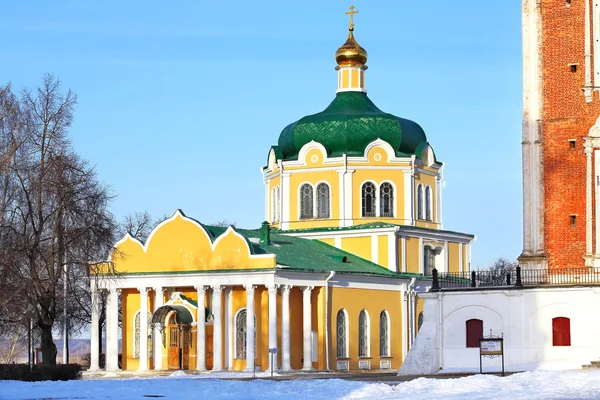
109, 210, 276, 274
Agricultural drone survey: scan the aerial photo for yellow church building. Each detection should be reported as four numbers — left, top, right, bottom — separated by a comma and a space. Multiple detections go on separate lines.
88, 7, 475, 374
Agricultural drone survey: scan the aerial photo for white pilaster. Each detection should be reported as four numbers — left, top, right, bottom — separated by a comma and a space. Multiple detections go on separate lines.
436, 165, 444, 227
403, 167, 415, 225
212, 286, 223, 371
138, 287, 149, 371
105, 288, 120, 372
302, 286, 314, 371
153, 287, 164, 371
520, 0, 545, 268
344, 169, 355, 226
267, 284, 278, 371
371, 235, 379, 264
338, 168, 346, 227
281, 172, 291, 230
89, 287, 100, 371
281, 285, 292, 371
388, 232, 397, 272
401, 236, 407, 273
401, 290, 408, 361
244, 284, 255, 372
225, 287, 233, 370
418, 237, 424, 274
585, 0, 593, 102
586, 143, 594, 266
195, 286, 206, 371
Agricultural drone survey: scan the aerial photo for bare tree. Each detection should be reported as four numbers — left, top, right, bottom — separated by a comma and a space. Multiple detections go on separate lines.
117, 211, 153, 242
0, 75, 116, 365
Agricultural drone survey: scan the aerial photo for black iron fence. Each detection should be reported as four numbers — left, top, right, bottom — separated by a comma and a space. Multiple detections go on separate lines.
431, 266, 600, 290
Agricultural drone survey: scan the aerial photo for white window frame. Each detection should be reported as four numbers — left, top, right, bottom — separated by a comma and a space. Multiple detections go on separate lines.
358, 309, 370, 358
336, 309, 349, 358
299, 183, 314, 219
425, 185, 433, 222
379, 310, 391, 357
315, 181, 332, 219
234, 308, 256, 360
360, 180, 378, 218
416, 183, 424, 220
379, 181, 395, 218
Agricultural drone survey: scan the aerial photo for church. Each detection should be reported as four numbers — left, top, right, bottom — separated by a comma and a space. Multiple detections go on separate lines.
88, 7, 475, 373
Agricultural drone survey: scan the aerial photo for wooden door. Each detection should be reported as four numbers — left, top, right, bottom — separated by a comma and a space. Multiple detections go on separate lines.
168, 326, 180, 369
182, 325, 190, 370
206, 330, 214, 370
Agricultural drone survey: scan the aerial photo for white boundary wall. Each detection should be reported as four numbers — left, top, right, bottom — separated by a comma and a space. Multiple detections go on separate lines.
400, 287, 600, 375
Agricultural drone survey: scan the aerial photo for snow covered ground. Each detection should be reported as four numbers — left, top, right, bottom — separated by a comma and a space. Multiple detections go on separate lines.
3, 370, 600, 400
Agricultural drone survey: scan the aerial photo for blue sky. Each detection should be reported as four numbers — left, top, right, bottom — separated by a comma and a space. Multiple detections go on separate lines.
0, 1, 522, 268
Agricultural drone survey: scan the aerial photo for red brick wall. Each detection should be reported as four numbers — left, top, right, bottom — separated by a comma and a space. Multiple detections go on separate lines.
541, 0, 600, 268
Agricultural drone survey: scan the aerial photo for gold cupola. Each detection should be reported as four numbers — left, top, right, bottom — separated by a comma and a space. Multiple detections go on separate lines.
335, 5, 368, 93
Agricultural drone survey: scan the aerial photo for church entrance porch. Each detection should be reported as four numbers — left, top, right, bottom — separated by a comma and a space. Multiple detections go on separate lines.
152, 305, 195, 370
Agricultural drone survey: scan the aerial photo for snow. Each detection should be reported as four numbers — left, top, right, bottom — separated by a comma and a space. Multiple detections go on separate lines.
3, 370, 600, 400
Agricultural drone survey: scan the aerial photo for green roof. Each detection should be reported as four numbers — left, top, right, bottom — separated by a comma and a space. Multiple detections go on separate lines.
202, 224, 405, 277
279, 222, 475, 239
274, 91, 429, 162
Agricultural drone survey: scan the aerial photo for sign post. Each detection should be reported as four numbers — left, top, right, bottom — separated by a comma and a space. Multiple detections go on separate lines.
479, 332, 505, 376
269, 348, 278, 378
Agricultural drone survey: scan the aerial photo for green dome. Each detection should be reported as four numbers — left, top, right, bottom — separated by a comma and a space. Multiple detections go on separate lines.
277, 91, 428, 161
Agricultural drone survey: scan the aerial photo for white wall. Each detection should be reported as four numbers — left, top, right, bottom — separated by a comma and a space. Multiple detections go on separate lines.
400, 287, 600, 375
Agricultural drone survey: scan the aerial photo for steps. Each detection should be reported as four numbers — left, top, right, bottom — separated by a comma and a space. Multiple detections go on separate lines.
582, 360, 600, 369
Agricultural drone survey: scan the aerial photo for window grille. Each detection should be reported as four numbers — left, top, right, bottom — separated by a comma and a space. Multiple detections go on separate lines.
235, 309, 247, 358
235, 309, 257, 359
362, 183, 376, 217
425, 186, 432, 221
300, 184, 314, 219
359, 310, 369, 357
424, 246, 435, 276
133, 311, 153, 359
316, 183, 330, 218
271, 188, 276, 223
380, 183, 394, 217
417, 185, 424, 220
336, 310, 347, 358
379, 311, 390, 357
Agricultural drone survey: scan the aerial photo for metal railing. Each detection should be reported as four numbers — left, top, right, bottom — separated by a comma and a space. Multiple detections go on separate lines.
431, 266, 600, 290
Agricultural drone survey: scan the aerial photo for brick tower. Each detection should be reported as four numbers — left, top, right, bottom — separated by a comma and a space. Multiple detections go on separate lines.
521, 0, 600, 269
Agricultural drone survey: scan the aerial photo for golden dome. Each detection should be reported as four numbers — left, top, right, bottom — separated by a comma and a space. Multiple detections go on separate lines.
335, 29, 368, 66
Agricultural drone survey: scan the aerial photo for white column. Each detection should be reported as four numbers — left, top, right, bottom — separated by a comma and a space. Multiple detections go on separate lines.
586, 143, 594, 266
89, 287, 100, 371
281, 172, 291, 230
212, 286, 223, 371
225, 288, 234, 370
281, 285, 292, 371
244, 284, 255, 372
266, 284, 278, 371
106, 288, 120, 371
153, 287, 164, 371
138, 287, 149, 371
401, 236, 407, 273
195, 286, 206, 371
302, 286, 313, 371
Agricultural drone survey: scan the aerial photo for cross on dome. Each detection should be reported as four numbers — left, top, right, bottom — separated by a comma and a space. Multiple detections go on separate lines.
345, 5, 359, 31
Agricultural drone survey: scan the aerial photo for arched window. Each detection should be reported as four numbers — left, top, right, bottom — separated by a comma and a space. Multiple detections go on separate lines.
466, 319, 483, 348
380, 182, 394, 217
379, 311, 390, 357
362, 182, 376, 217
418, 312, 424, 331
417, 184, 424, 220
316, 183, 330, 218
235, 308, 256, 359
358, 309, 370, 357
552, 317, 571, 346
425, 186, 432, 221
424, 246, 435, 276
133, 310, 153, 359
336, 309, 348, 358
300, 184, 314, 219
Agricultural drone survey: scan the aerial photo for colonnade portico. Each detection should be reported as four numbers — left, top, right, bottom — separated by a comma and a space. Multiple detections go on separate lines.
89, 277, 317, 373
